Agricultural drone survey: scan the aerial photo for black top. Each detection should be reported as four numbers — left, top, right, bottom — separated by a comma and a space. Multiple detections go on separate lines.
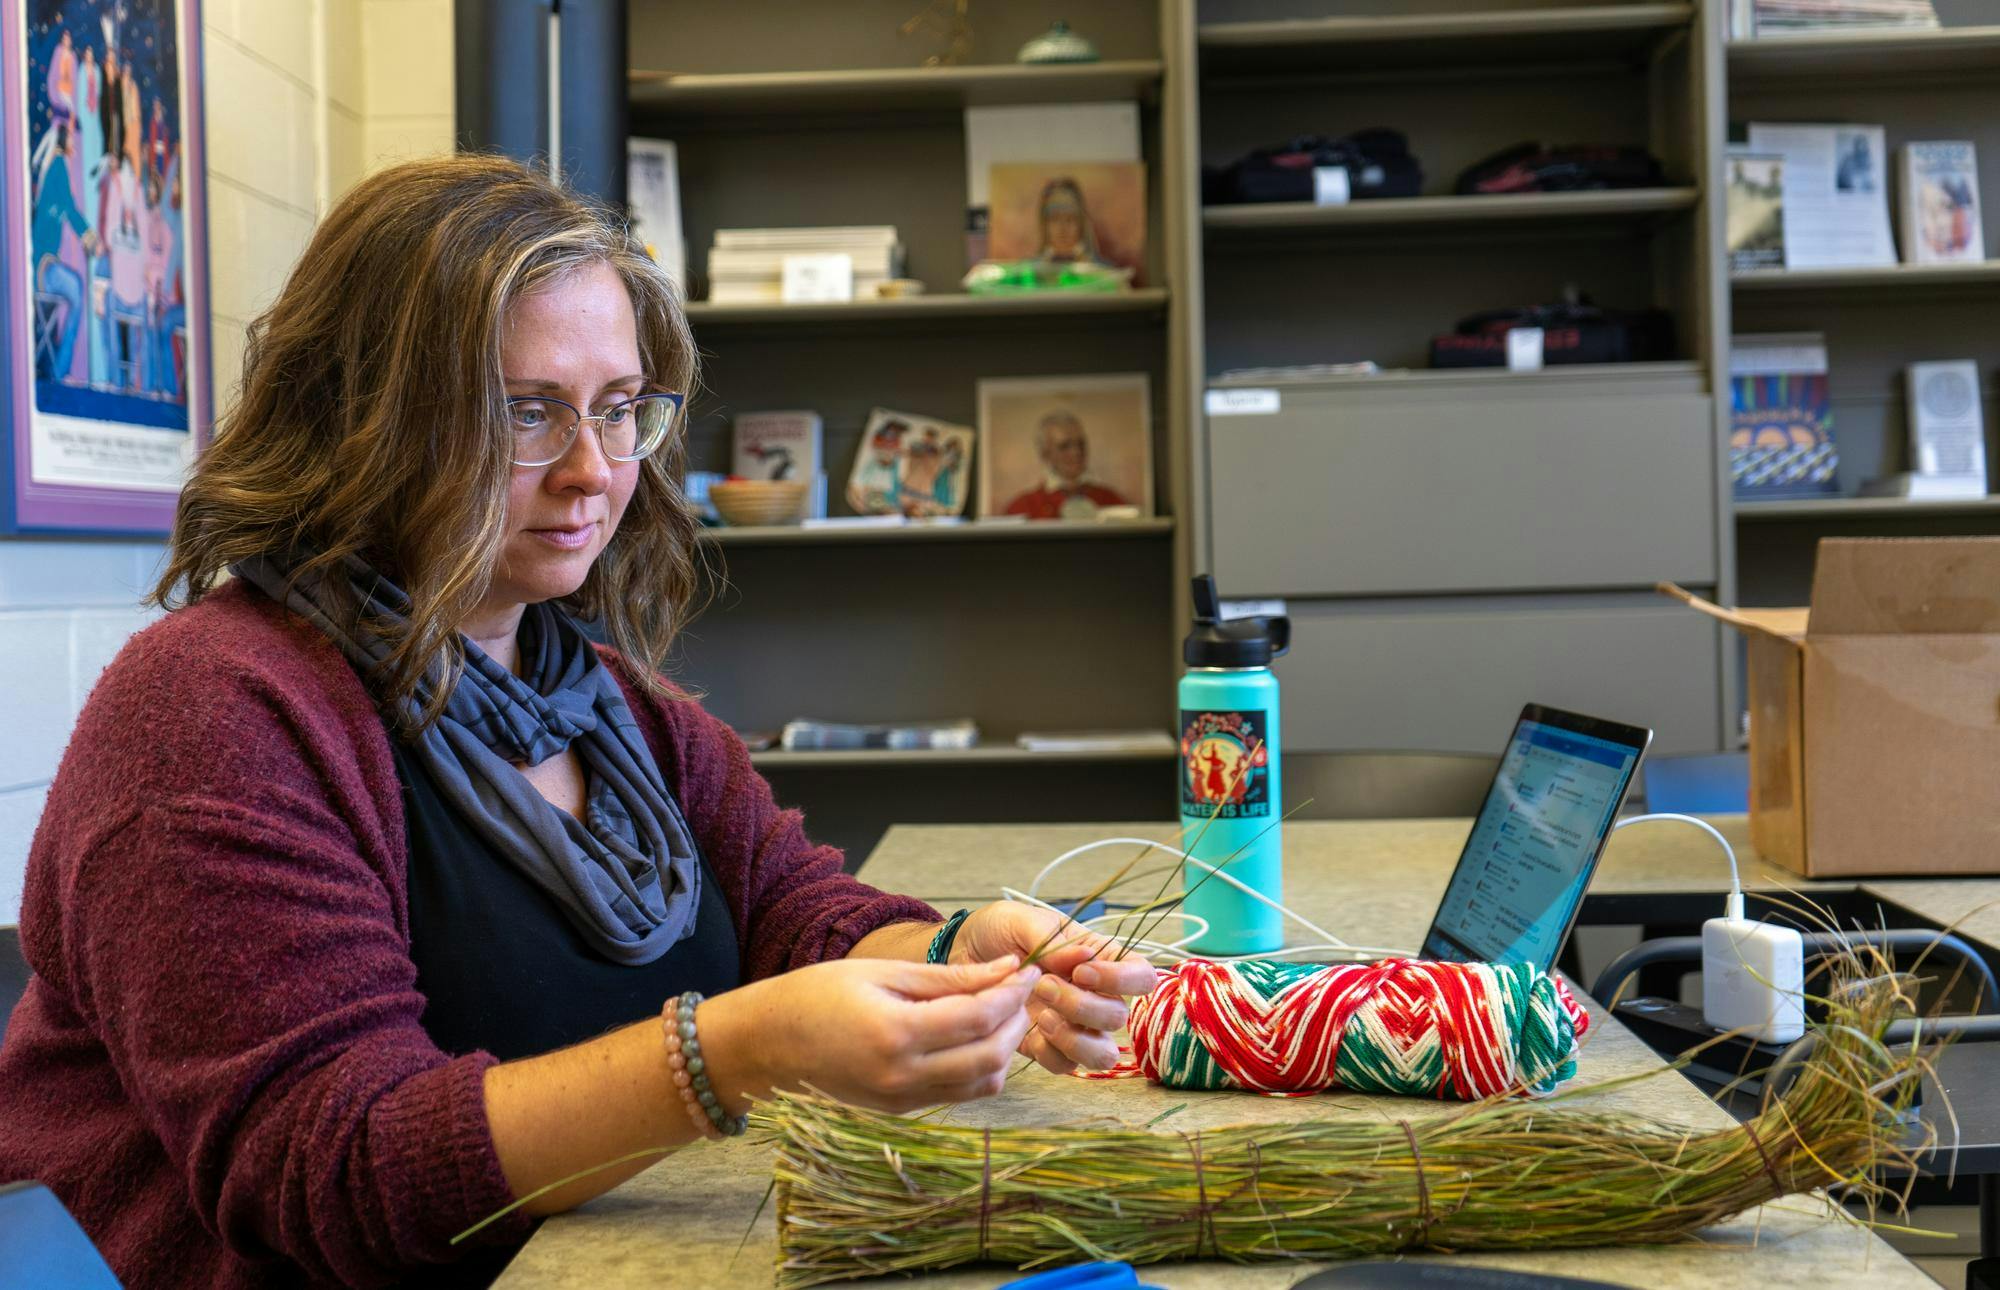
392, 740, 742, 1063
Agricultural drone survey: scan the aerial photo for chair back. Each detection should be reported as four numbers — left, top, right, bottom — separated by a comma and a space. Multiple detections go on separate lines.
0, 1181, 121, 1288
0, 926, 28, 1050
1282, 751, 1498, 820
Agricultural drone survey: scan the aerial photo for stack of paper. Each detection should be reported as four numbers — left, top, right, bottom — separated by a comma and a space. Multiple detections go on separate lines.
1751, 0, 1937, 32
780, 719, 978, 752
705, 227, 904, 304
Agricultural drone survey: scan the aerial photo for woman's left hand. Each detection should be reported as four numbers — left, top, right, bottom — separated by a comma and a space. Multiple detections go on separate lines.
953, 903, 1159, 1074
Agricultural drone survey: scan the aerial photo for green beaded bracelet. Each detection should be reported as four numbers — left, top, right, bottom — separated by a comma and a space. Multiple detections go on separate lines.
926, 908, 971, 965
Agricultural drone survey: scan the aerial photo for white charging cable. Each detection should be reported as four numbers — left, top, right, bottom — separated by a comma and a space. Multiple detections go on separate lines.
1610, 812, 1744, 918
1009, 836, 1413, 964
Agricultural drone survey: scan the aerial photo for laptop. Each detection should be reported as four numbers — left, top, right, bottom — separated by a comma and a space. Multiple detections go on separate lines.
1416, 703, 1653, 974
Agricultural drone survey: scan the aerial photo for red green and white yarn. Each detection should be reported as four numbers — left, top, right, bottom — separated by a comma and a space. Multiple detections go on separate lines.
1100, 957, 1590, 1099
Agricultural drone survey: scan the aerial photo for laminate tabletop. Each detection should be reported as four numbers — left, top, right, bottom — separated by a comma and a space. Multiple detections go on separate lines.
496, 816, 1996, 1289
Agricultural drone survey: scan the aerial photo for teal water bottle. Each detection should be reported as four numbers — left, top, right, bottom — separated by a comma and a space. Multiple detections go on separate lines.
1176, 575, 1288, 955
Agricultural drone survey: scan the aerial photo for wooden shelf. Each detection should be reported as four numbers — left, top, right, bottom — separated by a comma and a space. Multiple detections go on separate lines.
685, 289, 1170, 329
700, 517, 1175, 547
628, 60, 1164, 118
1731, 261, 2000, 294
1202, 188, 1700, 235
1727, 25, 2000, 83
1199, 4, 1693, 75
750, 742, 1178, 769
1735, 496, 2000, 522
1210, 360, 1705, 394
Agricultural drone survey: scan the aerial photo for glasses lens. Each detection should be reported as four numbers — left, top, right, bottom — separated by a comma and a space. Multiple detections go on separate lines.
617, 394, 680, 460
508, 398, 575, 465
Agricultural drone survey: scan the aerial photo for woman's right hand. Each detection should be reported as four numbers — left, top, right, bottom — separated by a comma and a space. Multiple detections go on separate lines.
696, 955, 1040, 1115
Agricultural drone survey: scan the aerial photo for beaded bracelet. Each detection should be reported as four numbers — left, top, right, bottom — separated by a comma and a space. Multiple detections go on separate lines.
926, 908, 971, 965
661, 992, 747, 1139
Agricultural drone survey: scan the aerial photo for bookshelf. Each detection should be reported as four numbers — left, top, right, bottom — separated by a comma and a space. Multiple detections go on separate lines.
628, 0, 1187, 862
699, 517, 1174, 547
627, 60, 1165, 116
1197, 4, 1696, 72
1200, 188, 1701, 233
683, 287, 1171, 329
1724, 13, 2000, 608
1726, 24, 2000, 81
1736, 495, 2000, 521
617, 2, 2000, 856
1730, 261, 2000, 293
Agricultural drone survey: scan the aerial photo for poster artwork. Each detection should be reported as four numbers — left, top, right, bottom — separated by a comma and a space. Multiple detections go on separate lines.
1179, 710, 1270, 819
13, 0, 202, 517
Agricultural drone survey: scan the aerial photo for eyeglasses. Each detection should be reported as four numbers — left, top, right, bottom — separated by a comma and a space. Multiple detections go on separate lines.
505, 392, 686, 468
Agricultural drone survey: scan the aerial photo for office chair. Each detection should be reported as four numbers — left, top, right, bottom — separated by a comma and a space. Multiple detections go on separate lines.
0, 1182, 120, 1288
1283, 751, 1497, 820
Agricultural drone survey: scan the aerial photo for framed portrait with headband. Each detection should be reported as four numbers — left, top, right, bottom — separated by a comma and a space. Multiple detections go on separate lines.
976, 373, 1153, 522
986, 161, 1146, 283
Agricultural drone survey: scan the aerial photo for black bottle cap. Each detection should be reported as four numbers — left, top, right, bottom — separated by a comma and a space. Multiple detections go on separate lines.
1183, 575, 1291, 668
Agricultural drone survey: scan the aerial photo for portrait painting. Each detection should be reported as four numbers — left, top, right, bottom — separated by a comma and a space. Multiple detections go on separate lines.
976, 373, 1152, 521
986, 161, 1146, 281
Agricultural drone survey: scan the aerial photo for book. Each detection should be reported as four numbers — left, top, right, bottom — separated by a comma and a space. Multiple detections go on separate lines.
732, 411, 825, 518
780, 719, 979, 752
1906, 360, 1988, 491
962, 103, 1140, 266
626, 138, 685, 289
1730, 333, 1838, 500
1747, 123, 1896, 269
1899, 142, 1985, 264
845, 408, 976, 519
1725, 151, 1786, 273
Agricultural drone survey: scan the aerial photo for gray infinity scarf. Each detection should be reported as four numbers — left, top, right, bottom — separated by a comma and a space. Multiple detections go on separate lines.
235, 552, 703, 965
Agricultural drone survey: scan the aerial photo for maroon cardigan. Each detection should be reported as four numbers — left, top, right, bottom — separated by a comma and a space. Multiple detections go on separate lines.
0, 581, 938, 1288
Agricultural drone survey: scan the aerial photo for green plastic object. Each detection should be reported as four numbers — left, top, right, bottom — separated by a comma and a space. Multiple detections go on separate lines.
963, 259, 1130, 295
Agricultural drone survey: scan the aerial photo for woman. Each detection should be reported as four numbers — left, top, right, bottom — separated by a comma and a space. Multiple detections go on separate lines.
0, 154, 1155, 1288
1035, 176, 1109, 267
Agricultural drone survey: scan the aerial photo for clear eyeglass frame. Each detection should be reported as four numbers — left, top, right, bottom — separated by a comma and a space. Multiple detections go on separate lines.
505, 391, 687, 468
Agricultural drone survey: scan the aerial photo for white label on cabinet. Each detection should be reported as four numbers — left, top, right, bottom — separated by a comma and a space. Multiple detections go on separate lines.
1313, 166, 1352, 205
780, 253, 855, 302
1205, 388, 1281, 416
1220, 599, 1286, 622
1506, 327, 1545, 372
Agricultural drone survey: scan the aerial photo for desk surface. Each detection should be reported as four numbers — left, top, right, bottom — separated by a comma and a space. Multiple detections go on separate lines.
497, 817, 1996, 1289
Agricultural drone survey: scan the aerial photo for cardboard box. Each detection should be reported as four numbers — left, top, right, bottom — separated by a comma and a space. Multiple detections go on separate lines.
1662, 537, 2000, 877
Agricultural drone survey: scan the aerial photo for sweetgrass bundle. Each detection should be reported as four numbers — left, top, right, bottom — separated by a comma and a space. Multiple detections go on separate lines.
757, 949, 1939, 1288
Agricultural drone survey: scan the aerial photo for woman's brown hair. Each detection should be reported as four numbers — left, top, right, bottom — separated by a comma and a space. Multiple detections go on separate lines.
152, 153, 703, 729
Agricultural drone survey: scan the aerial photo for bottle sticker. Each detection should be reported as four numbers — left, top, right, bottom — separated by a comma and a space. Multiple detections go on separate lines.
1179, 710, 1272, 819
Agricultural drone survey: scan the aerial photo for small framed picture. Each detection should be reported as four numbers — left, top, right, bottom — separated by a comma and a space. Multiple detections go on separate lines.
845, 407, 975, 519
976, 373, 1152, 520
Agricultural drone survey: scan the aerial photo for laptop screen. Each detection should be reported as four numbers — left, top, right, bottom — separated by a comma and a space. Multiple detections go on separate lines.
1421, 712, 1646, 970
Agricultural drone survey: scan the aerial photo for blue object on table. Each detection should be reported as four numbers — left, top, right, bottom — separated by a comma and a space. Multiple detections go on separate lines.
1639, 751, 1749, 816
999, 1260, 1167, 1289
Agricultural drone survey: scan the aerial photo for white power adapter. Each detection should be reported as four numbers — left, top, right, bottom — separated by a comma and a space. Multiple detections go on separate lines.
1701, 892, 1806, 1043
1611, 814, 1806, 1045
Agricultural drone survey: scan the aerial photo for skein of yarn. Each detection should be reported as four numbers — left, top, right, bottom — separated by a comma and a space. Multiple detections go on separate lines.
1107, 957, 1591, 1099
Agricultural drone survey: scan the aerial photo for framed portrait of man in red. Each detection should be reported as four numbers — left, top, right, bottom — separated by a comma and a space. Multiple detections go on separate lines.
3, 0, 211, 534
976, 373, 1153, 522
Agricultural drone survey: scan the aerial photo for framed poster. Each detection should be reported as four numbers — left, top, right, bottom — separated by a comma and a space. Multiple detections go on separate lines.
3, 0, 211, 534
